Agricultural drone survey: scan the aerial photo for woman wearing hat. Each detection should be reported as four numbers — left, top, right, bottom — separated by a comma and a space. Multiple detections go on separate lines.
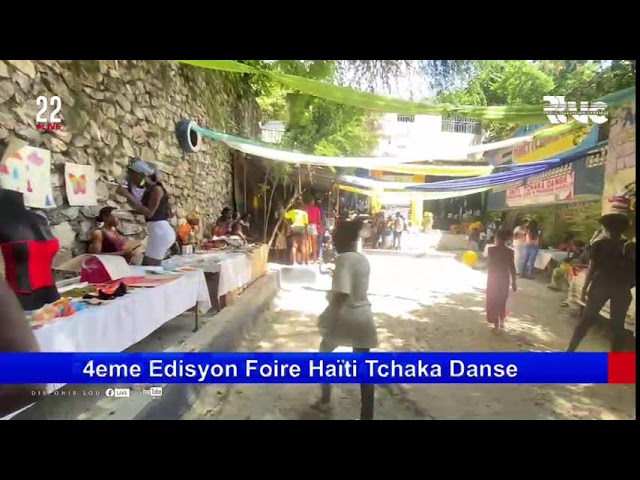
566, 195, 636, 352
116, 159, 175, 266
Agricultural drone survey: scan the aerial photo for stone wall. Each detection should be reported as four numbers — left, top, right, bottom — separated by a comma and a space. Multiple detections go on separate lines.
0, 60, 260, 263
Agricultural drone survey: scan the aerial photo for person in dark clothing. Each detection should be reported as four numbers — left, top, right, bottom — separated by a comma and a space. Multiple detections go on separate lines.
567, 208, 635, 352
117, 158, 175, 265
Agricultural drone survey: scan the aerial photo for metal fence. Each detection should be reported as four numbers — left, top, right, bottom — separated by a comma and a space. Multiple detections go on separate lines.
261, 128, 284, 144
441, 116, 482, 135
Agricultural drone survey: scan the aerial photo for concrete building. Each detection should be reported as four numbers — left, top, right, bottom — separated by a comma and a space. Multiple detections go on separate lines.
260, 120, 285, 144
374, 114, 483, 159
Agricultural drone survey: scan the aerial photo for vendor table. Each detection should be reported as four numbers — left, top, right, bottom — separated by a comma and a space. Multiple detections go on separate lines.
534, 249, 568, 270
567, 269, 636, 335
162, 245, 269, 300
34, 267, 211, 353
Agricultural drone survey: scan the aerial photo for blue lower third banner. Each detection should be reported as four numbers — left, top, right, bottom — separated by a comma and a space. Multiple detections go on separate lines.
0, 352, 624, 384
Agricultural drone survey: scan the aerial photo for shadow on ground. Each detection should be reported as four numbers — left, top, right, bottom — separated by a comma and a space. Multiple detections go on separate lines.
185, 252, 635, 421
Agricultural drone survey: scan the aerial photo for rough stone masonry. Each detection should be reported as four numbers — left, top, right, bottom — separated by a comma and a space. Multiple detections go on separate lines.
0, 60, 260, 265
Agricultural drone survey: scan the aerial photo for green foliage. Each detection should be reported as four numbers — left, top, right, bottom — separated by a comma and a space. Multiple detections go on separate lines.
438, 60, 636, 140
515, 202, 603, 247
439, 61, 556, 140
284, 97, 379, 156
241, 60, 381, 158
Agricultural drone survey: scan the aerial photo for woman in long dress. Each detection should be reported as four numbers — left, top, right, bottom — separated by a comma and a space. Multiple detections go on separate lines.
315, 219, 378, 420
486, 228, 518, 330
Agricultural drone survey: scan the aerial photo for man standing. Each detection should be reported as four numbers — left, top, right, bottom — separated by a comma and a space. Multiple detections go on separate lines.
512, 218, 529, 275
285, 198, 309, 266
393, 212, 406, 250
567, 197, 636, 352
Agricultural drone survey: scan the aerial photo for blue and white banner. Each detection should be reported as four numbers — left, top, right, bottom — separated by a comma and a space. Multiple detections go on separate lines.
0, 353, 635, 385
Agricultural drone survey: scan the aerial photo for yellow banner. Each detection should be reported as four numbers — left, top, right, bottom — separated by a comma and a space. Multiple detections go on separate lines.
512, 130, 590, 164
338, 184, 490, 200
374, 165, 493, 177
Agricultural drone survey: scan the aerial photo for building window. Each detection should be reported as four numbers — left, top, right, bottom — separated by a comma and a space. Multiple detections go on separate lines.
396, 115, 415, 123
441, 115, 482, 135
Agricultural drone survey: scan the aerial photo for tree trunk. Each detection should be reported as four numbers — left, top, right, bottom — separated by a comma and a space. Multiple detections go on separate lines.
264, 179, 278, 243
267, 189, 306, 249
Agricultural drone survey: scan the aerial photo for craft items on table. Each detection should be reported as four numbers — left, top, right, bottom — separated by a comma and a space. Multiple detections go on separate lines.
56, 253, 133, 283
0, 138, 55, 209
30, 298, 89, 328
0, 189, 61, 310
64, 163, 98, 206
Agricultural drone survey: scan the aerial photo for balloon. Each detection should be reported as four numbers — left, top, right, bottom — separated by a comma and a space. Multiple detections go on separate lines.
461, 250, 479, 267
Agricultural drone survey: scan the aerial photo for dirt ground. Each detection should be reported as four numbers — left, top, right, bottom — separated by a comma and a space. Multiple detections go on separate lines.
184, 247, 636, 421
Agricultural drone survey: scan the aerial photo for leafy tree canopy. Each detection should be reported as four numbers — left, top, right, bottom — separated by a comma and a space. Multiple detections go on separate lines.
242, 60, 474, 156
438, 60, 636, 140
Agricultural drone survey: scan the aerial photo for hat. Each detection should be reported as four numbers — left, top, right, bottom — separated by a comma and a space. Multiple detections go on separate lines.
608, 194, 631, 215
128, 158, 155, 176
186, 212, 200, 222
599, 194, 631, 232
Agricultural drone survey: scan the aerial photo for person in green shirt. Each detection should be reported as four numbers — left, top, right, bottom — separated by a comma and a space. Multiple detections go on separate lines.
285, 198, 309, 265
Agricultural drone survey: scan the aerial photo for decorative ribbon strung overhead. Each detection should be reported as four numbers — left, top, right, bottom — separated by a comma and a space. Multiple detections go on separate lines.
406, 143, 602, 192
338, 183, 490, 199
176, 60, 635, 137
194, 126, 527, 168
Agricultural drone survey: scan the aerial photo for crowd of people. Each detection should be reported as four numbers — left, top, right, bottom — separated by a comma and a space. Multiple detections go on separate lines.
88, 157, 255, 264
274, 196, 326, 266
371, 211, 408, 250
483, 199, 635, 354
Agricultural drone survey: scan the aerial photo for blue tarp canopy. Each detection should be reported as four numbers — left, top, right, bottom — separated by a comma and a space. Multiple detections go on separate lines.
407, 141, 606, 192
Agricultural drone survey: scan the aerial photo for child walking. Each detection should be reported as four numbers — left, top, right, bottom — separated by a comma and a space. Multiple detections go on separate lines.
486, 228, 518, 330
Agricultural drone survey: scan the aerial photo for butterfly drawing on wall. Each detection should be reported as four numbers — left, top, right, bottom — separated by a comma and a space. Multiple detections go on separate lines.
68, 173, 88, 195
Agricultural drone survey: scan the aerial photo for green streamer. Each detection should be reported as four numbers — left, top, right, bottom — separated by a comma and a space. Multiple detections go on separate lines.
176, 61, 635, 128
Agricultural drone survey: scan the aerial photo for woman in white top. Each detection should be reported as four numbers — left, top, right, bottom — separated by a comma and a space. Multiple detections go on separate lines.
521, 219, 542, 278
512, 218, 529, 275
316, 219, 377, 420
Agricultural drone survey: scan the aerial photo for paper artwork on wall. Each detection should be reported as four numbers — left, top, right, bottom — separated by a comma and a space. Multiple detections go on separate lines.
0, 138, 56, 209
64, 163, 97, 206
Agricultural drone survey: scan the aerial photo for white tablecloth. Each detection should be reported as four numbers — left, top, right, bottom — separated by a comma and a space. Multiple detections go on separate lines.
34, 268, 211, 353
163, 252, 252, 297
535, 249, 568, 270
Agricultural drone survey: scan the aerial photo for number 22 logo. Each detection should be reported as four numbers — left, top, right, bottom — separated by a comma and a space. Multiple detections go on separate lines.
36, 96, 62, 123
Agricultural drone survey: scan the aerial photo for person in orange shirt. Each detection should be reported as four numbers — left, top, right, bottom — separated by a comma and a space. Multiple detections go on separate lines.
177, 213, 201, 245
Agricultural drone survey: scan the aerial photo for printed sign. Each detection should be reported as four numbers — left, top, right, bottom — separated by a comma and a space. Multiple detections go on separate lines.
506, 171, 575, 207
605, 103, 635, 176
